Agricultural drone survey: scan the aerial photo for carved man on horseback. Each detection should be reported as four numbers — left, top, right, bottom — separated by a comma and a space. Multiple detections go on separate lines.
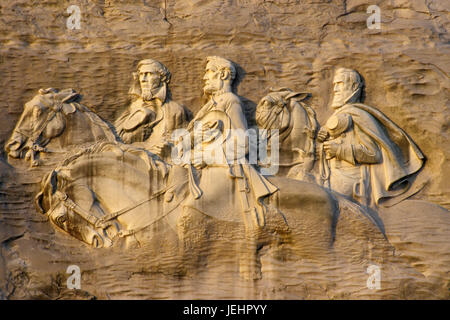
180, 56, 279, 230
115, 59, 191, 161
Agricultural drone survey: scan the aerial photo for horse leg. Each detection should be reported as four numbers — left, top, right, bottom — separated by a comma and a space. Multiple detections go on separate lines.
266, 177, 339, 260
239, 223, 264, 280
176, 205, 265, 280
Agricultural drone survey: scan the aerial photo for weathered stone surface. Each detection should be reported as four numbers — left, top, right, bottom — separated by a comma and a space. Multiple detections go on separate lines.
0, 0, 448, 299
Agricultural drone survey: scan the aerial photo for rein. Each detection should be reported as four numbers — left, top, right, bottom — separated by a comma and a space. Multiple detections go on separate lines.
15, 107, 62, 157
54, 180, 188, 236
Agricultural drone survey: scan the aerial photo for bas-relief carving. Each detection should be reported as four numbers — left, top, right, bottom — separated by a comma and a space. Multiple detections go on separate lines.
181, 56, 278, 230
254, 69, 426, 210
5, 88, 118, 167
114, 59, 191, 161
2, 57, 441, 283
255, 88, 318, 181
316, 68, 426, 208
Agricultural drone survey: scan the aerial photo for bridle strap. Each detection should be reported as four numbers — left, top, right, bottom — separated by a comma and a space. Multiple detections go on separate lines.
55, 180, 188, 231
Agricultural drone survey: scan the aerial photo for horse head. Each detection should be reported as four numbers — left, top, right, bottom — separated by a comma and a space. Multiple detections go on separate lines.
255, 88, 310, 135
5, 88, 81, 166
256, 88, 318, 179
35, 167, 115, 248
5, 88, 117, 167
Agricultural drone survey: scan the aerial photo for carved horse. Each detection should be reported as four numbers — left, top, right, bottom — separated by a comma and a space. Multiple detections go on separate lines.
255, 88, 318, 181
35, 141, 386, 279
35, 142, 174, 248
5, 88, 118, 167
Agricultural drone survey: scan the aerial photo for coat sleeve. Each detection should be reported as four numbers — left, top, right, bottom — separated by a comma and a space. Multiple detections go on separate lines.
225, 101, 249, 159
336, 115, 381, 165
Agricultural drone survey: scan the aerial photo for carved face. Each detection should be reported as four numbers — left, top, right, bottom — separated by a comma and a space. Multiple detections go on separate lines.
331, 71, 361, 108
138, 64, 162, 101
203, 62, 223, 95
5, 90, 76, 160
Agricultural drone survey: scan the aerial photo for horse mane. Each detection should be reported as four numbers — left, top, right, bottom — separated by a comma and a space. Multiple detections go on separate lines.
59, 141, 117, 167
38, 88, 119, 142
58, 141, 170, 180
38, 87, 81, 105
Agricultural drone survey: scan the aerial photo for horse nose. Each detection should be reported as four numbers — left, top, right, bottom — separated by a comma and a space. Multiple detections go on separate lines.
5, 132, 26, 158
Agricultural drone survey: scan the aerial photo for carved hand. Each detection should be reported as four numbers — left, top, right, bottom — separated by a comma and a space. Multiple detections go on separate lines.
323, 141, 339, 159
191, 151, 206, 170
317, 127, 329, 142
149, 140, 170, 158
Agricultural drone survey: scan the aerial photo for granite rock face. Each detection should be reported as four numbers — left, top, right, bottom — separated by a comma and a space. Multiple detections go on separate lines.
0, 0, 448, 299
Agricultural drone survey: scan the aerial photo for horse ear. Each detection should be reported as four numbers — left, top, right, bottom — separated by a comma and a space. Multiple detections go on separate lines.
39, 88, 58, 95
62, 93, 80, 103
62, 103, 77, 115
56, 90, 80, 114
285, 92, 310, 101
58, 89, 80, 103
35, 191, 45, 214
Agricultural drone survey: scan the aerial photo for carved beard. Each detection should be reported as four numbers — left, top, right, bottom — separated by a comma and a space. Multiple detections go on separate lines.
141, 83, 158, 101
203, 84, 216, 97
203, 75, 222, 96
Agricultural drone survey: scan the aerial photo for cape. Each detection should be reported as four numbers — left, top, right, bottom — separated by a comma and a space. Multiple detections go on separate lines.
336, 103, 426, 207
